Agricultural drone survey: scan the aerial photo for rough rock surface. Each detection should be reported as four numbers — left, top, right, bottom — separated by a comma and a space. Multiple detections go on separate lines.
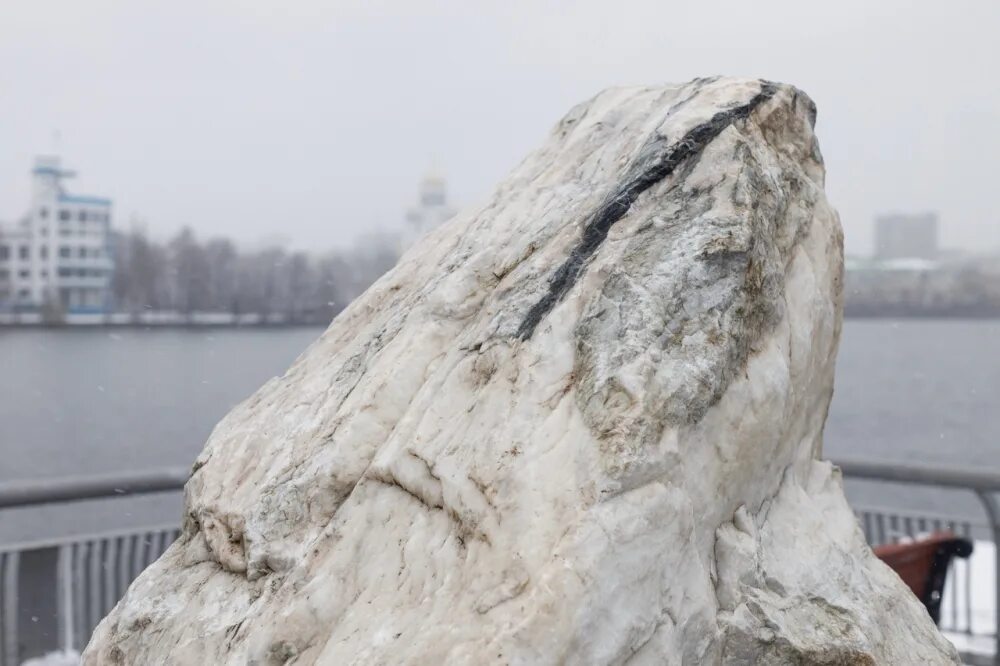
85, 78, 958, 665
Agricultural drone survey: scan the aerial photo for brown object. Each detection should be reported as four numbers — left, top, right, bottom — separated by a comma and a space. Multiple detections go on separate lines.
874, 531, 973, 624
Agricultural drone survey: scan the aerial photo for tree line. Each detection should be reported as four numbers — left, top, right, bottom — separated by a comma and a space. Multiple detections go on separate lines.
111, 226, 400, 323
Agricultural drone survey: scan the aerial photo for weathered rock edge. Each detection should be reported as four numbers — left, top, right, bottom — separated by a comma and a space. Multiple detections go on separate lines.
85, 77, 959, 665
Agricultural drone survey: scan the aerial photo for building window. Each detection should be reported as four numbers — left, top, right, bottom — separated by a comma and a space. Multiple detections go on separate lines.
17, 289, 29, 300
39, 207, 48, 219
59, 209, 71, 221
0, 245, 8, 260
40, 227, 48, 236
0, 269, 8, 279
18, 269, 29, 278
59, 247, 70, 258
18, 246, 29, 260
40, 269, 48, 278
58, 267, 71, 277
40, 246, 48, 259
78, 247, 87, 258
78, 210, 87, 221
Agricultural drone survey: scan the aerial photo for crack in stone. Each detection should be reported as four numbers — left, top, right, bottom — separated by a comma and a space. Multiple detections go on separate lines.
367, 466, 491, 548
367, 470, 444, 512
516, 80, 778, 340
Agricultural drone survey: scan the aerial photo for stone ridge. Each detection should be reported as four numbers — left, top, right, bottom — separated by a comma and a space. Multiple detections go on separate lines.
515, 80, 777, 340
571, 80, 823, 490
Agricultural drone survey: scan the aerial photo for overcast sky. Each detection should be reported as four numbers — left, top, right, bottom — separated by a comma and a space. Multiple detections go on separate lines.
1, 1, 997, 255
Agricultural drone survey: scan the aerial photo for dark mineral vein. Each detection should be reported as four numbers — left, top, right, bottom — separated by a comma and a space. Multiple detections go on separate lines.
515, 81, 777, 340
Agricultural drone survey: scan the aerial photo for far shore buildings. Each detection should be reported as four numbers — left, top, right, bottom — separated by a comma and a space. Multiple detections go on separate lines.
400, 171, 457, 252
874, 212, 939, 261
0, 157, 114, 314
846, 212, 1000, 316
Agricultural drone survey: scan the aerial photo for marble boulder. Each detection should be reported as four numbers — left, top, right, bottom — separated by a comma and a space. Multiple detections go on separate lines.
85, 77, 959, 665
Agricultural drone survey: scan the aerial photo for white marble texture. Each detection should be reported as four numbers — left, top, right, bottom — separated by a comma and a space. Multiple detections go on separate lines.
84, 77, 959, 664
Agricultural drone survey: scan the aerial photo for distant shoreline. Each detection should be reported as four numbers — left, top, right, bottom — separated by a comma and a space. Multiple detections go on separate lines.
843, 309, 1000, 320
0, 309, 341, 328
0, 322, 329, 330
2, 314, 999, 329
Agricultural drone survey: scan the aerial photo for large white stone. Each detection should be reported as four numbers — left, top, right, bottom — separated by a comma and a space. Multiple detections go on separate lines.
85, 77, 959, 664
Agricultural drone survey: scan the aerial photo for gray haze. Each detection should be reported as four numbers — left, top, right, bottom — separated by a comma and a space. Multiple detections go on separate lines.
1, 1, 997, 255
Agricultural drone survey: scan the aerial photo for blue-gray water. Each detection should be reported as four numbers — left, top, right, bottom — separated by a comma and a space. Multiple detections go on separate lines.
1, 320, 998, 544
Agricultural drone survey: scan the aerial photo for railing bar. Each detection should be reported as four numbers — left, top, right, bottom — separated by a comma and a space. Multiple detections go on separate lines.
72, 542, 86, 651
973, 490, 1000, 649
876, 513, 887, 546
0, 553, 5, 666
145, 533, 156, 572
850, 504, 990, 531
129, 533, 142, 582
58, 544, 74, 652
962, 522, 973, 635
947, 520, 959, 631
130, 534, 141, 580
0, 522, 181, 555
117, 535, 132, 602
0, 553, 6, 666
0, 467, 188, 510
142, 534, 153, 570
835, 458, 1000, 493
3, 551, 19, 666
156, 530, 169, 561
88, 540, 101, 642
903, 515, 914, 540
103, 537, 117, 618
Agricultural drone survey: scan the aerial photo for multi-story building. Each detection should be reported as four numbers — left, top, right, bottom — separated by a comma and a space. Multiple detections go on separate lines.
400, 171, 457, 252
874, 212, 939, 261
0, 157, 114, 314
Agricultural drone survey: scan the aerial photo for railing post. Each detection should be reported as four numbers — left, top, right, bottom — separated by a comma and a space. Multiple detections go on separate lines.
3, 551, 19, 666
58, 544, 74, 653
976, 490, 1000, 664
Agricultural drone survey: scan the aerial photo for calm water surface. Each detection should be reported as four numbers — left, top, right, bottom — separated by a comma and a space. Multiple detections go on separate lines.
1, 320, 998, 542
1, 327, 322, 483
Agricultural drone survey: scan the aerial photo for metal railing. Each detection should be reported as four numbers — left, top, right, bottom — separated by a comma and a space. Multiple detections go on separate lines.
838, 458, 1000, 664
0, 526, 181, 664
0, 468, 189, 510
853, 504, 981, 634
0, 461, 998, 663
0, 470, 187, 664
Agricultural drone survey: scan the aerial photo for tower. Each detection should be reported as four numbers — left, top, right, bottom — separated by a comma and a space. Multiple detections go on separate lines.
401, 170, 457, 252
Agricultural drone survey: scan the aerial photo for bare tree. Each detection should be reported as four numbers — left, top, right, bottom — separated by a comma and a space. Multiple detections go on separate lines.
108, 226, 400, 322
168, 227, 211, 316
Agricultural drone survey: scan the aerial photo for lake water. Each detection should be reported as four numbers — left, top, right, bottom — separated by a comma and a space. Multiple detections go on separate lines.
1, 320, 998, 544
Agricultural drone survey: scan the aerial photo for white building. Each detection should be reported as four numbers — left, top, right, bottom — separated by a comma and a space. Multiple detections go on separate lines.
400, 172, 457, 252
0, 157, 114, 314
